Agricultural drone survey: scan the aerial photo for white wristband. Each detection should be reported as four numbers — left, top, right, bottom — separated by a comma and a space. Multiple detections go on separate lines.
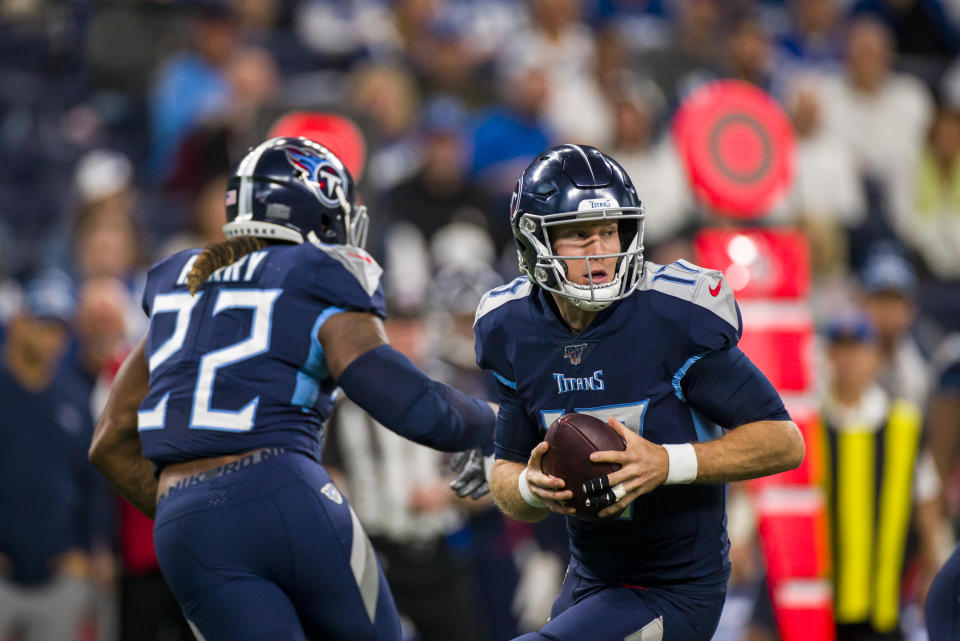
518, 467, 547, 508
663, 443, 698, 484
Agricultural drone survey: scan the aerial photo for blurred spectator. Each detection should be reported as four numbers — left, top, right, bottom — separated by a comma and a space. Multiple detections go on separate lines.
66, 277, 139, 641
71, 189, 143, 282
776, 0, 846, 71
641, 0, 725, 104
771, 79, 866, 282
849, 0, 960, 62
232, 0, 313, 73
405, 8, 493, 106
592, 22, 635, 97
502, 0, 612, 146
379, 97, 504, 272
818, 17, 934, 233
723, 12, 776, 92
348, 62, 422, 192
223, 45, 279, 142
859, 248, 931, 408
894, 104, 960, 281
587, 0, 672, 55
71, 276, 134, 411
323, 312, 485, 641
148, 4, 238, 180
819, 314, 943, 640
64, 153, 149, 341
0, 273, 103, 640
469, 57, 553, 201
294, 0, 400, 62
157, 174, 229, 259
607, 75, 696, 251
163, 45, 278, 197
423, 260, 503, 385
422, 261, 521, 640
74, 149, 135, 214
64, 155, 142, 288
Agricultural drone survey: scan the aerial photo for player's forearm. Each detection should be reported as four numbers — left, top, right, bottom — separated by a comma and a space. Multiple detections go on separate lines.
338, 344, 495, 451
691, 420, 804, 484
88, 335, 157, 518
927, 394, 960, 484
89, 425, 158, 519
490, 459, 550, 522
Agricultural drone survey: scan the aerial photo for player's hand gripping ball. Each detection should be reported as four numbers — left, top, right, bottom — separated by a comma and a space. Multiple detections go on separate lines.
541, 413, 626, 521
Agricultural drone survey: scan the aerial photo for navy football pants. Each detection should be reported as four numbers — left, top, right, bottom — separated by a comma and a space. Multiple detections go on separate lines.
514, 557, 726, 641
153, 452, 401, 641
927, 542, 960, 641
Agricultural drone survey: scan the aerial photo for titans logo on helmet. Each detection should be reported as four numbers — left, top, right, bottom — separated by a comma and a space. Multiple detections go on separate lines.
285, 145, 347, 209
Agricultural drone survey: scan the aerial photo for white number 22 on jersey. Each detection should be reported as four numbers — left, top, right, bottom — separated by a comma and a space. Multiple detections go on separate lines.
138, 289, 281, 433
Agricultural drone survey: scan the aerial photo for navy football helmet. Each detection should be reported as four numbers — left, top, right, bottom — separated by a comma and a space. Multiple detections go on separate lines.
223, 137, 368, 247
510, 144, 644, 311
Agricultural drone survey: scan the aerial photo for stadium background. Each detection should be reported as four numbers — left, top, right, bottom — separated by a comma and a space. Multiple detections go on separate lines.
1, 0, 960, 639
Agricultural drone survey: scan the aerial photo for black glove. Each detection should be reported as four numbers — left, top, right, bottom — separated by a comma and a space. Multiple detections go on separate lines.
449, 447, 491, 499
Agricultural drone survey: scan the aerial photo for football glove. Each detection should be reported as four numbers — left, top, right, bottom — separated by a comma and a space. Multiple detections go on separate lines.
449, 447, 493, 499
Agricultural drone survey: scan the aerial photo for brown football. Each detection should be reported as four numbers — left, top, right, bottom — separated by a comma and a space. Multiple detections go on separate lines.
540, 413, 625, 522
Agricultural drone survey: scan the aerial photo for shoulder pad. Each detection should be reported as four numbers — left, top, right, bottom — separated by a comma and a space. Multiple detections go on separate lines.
307, 234, 383, 298
641, 260, 740, 333
475, 277, 533, 325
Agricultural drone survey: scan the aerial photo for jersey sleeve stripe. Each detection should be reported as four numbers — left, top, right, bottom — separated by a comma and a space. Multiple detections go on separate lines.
315, 305, 347, 329
475, 278, 532, 323
652, 274, 696, 286
672, 353, 707, 401
671, 260, 702, 273
493, 371, 518, 389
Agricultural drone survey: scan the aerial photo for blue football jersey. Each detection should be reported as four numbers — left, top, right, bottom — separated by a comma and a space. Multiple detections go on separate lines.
474, 259, 742, 585
138, 241, 386, 469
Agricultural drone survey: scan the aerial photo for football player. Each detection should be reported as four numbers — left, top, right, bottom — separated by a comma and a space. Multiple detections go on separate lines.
477, 145, 805, 641
925, 348, 960, 640
89, 137, 495, 641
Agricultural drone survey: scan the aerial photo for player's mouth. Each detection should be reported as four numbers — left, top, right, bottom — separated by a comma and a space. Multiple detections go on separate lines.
587, 269, 609, 284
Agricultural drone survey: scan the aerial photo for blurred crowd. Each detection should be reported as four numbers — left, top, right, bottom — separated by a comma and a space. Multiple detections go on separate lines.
3, 0, 960, 639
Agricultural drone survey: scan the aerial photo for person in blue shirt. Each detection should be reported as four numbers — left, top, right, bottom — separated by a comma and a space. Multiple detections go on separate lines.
476, 144, 805, 641
89, 137, 495, 641
0, 272, 101, 641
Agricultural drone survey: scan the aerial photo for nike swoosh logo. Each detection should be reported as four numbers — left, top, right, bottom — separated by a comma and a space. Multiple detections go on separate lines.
347, 252, 373, 264
709, 281, 722, 297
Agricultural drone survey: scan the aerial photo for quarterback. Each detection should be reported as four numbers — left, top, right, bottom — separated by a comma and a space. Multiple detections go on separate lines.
478, 145, 804, 641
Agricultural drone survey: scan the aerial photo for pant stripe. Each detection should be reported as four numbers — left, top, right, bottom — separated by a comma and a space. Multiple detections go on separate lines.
348, 506, 380, 624
188, 620, 208, 641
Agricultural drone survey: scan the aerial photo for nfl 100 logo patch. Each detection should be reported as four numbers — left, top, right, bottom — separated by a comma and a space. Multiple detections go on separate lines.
562, 343, 590, 366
